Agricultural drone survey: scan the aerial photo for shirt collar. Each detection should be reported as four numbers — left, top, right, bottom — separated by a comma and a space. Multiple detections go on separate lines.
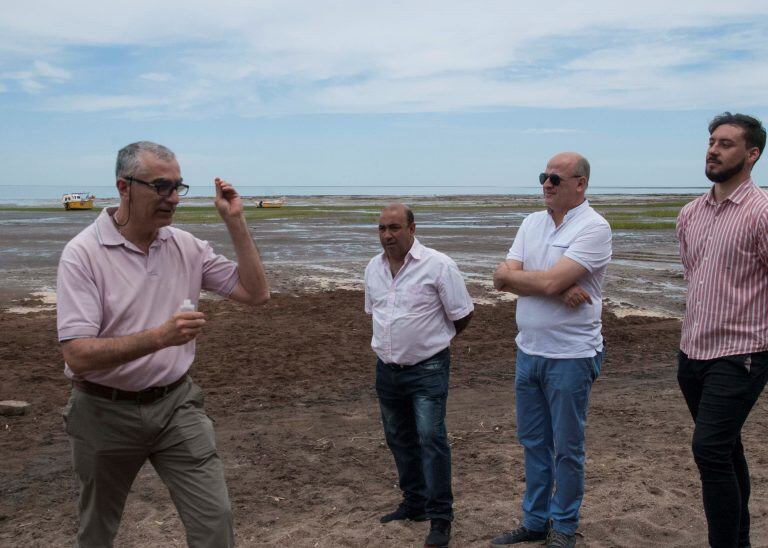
407, 237, 424, 260
95, 207, 172, 247
550, 199, 590, 224
706, 177, 754, 206
95, 207, 123, 246
378, 237, 423, 264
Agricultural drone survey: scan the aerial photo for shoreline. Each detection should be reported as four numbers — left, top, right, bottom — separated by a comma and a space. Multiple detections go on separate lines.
0, 194, 688, 318
0, 189, 711, 209
4, 285, 679, 321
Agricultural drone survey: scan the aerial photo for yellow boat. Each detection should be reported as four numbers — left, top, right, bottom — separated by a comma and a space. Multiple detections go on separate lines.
257, 198, 285, 208
62, 192, 95, 210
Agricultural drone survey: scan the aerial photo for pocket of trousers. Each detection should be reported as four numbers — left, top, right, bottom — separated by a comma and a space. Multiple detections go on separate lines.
420, 358, 446, 371
61, 390, 77, 436
579, 355, 601, 383
747, 351, 768, 382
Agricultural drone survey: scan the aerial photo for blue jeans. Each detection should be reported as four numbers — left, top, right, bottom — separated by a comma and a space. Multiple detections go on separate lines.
515, 348, 601, 535
375, 347, 453, 521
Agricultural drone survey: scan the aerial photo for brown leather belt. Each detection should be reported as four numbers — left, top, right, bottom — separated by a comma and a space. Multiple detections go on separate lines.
72, 374, 187, 404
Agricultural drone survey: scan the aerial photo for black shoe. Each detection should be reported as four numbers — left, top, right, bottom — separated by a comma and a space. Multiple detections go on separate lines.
424, 518, 451, 547
379, 504, 427, 523
545, 529, 576, 548
490, 524, 549, 545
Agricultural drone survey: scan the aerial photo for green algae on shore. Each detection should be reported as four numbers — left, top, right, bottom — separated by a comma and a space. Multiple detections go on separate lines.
0, 197, 689, 230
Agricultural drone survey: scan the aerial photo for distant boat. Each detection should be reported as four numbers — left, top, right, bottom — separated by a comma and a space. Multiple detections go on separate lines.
62, 192, 95, 210
257, 198, 285, 208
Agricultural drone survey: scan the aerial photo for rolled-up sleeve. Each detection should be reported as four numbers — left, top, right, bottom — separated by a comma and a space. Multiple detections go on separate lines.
364, 261, 374, 314
438, 260, 474, 321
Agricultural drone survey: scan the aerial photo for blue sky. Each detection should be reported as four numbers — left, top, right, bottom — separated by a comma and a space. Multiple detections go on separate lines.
2, 1, 768, 194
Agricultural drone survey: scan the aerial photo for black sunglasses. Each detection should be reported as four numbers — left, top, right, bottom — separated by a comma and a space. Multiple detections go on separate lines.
125, 176, 189, 197
539, 172, 583, 186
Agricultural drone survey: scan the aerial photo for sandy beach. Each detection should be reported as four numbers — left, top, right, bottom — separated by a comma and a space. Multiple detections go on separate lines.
3, 195, 765, 547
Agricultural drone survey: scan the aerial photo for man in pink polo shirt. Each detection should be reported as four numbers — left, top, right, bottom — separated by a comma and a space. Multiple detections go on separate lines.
365, 203, 474, 548
677, 113, 768, 548
57, 141, 269, 547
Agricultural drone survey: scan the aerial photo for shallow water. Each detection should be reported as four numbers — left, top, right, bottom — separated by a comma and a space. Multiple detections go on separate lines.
0, 197, 687, 317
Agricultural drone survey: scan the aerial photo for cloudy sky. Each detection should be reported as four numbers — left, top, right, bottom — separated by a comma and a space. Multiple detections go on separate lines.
2, 1, 767, 194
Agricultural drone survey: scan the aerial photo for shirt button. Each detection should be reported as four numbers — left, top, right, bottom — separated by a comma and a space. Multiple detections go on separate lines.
699, 280, 704, 285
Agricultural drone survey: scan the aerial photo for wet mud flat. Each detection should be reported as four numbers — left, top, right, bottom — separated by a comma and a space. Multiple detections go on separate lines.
0, 194, 688, 317
3, 290, 768, 546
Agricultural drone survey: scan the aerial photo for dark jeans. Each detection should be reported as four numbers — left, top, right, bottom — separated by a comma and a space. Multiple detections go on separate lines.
678, 350, 768, 548
375, 347, 453, 521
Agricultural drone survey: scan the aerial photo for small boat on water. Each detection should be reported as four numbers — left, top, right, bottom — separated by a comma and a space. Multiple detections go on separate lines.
257, 198, 285, 208
62, 192, 95, 210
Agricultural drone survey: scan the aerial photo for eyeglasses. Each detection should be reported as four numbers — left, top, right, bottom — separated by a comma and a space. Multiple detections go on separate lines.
125, 176, 189, 197
539, 173, 583, 186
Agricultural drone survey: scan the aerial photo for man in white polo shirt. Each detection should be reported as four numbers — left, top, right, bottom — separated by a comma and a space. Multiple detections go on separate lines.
57, 141, 270, 547
490, 152, 611, 548
365, 203, 474, 548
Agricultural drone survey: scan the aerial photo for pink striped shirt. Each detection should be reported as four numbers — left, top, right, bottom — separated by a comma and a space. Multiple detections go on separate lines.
677, 178, 768, 360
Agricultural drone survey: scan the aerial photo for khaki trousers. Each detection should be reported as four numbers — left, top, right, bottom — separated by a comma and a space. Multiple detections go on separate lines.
63, 377, 234, 547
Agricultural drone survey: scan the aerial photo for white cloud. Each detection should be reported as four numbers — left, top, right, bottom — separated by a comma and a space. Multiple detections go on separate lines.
20, 79, 45, 93
41, 94, 168, 112
566, 44, 702, 72
2, 1, 768, 113
0, 59, 71, 94
32, 60, 71, 80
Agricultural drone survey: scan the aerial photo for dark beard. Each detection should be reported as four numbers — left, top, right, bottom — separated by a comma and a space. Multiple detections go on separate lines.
706, 157, 745, 183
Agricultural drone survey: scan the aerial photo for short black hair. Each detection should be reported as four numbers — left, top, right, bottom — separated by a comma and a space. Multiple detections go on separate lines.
405, 207, 414, 226
709, 112, 766, 161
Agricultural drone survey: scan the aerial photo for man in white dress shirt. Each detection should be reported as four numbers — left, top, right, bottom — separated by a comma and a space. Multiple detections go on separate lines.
364, 203, 474, 548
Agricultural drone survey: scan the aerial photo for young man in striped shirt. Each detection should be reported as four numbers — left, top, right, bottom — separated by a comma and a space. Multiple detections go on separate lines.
677, 112, 768, 548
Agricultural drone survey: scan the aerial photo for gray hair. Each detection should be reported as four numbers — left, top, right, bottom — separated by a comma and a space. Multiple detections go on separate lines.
573, 156, 591, 181
115, 141, 176, 179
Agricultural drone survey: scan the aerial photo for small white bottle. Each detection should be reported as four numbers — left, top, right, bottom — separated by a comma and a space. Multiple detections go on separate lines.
179, 299, 196, 312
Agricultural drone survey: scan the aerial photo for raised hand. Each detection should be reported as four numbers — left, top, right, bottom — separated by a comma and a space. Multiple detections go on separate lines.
214, 177, 244, 220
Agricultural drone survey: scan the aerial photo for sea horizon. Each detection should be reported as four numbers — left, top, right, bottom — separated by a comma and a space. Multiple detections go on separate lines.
0, 183, 720, 207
